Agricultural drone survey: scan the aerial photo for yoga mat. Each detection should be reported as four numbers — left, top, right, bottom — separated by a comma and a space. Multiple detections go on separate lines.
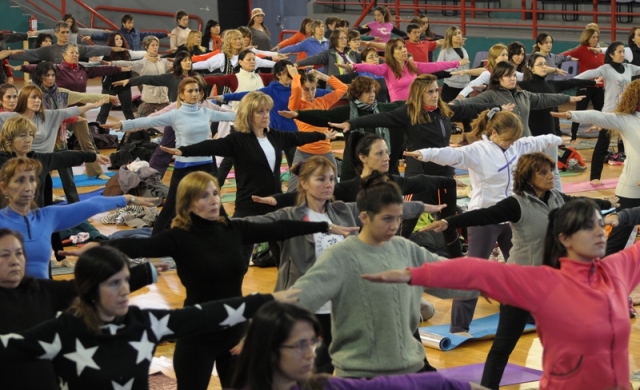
559, 120, 599, 138
419, 313, 536, 351
559, 170, 584, 177
52, 188, 105, 206
455, 168, 469, 175
222, 193, 236, 203
51, 172, 116, 188
51, 263, 75, 276
222, 179, 236, 189
562, 178, 618, 194
438, 363, 542, 387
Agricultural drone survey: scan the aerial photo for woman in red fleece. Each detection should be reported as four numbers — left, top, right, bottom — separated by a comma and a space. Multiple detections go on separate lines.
363, 198, 640, 390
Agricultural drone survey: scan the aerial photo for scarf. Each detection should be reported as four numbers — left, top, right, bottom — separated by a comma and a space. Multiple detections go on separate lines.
220, 55, 235, 95
63, 61, 78, 70
423, 104, 438, 112
349, 99, 390, 151
610, 62, 625, 74
38, 83, 69, 145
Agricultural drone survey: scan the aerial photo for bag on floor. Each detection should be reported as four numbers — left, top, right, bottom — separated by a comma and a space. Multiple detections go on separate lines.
109, 140, 159, 169
251, 242, 277, 268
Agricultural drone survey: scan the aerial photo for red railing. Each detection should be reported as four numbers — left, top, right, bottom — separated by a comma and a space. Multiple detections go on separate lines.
315, 0, 627, 41
90, 6, 204, 33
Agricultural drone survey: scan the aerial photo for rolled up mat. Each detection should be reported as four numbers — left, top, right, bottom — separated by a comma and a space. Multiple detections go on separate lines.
419, 313, 536, 351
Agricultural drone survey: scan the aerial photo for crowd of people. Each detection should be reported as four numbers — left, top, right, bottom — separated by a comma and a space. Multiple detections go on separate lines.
0, 6, 638, 390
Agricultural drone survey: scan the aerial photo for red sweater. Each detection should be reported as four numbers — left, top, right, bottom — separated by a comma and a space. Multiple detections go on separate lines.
20, 62, 122, 93
410, 242, 640, 390
562, 44, 604, 74
405, 40, 438, 63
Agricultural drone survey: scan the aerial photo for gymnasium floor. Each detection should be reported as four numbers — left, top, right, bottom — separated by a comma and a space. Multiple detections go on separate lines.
51, 84, 639, 389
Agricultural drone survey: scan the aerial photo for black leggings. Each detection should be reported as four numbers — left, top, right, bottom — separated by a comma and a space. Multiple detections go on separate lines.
570, 87, 604, 141
96, 87, 135, 123
590, 128, 624, 181
173, 326, 243, 389
480, 304, 530, 390
315, 313, 334, 374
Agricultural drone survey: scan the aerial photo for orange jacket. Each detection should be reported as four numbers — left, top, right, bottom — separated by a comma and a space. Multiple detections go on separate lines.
289, 74, 347, 154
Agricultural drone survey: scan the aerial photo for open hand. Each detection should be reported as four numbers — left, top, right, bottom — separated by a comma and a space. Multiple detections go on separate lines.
403, 150, 423, 160
361, 269, 412, 284
159, 146, 182, 156
324, 130, 338, 140
458, 58, 470, 66
500, 103, 515, 112
112, 79, 129, 87
102, 122, 123, 131
424, 203, 447, 213
278, 110, 298, 119
569, 95, 585, 103
273, 288, 301, 303
604, 213, 620, 227
95, 154, 111, 165
327, 122, 350, 132
251, 195, 277, 206
419, 219, 449, 233
329, 224, 360, 236
109, 95, 120, 106
550, 111, 571, 119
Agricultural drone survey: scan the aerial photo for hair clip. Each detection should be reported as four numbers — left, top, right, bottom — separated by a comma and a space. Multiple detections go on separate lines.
486, 107, 500, 120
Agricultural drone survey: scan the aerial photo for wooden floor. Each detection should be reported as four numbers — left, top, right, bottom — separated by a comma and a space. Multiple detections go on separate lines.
51, 91, 639, 389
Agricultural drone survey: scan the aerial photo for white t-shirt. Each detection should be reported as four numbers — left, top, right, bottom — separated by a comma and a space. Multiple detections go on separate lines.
257, 136, 276, 171
307, 209, 345, 314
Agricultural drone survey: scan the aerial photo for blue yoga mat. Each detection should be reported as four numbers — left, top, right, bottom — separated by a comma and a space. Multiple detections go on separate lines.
455, 168, 469, 175
419, 313, 536, 351
51, 172, 116, 189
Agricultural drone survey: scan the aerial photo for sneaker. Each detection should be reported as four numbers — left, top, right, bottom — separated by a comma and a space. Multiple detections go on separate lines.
420, 298, 436, 322
608, 152, 626, 165
567, 158, 587, 171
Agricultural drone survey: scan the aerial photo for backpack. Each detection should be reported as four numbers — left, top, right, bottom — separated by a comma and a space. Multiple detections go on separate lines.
109, 140, 159, 170
68, 121, 119, 150
557, 145, 587, 171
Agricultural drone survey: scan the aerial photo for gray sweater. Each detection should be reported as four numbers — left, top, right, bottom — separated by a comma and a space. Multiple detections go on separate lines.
245, 200, 426, 291
293, 235, 474, 378
437, 47, 470, 88
0, 108, 80, 153
574, 63, 640, 112
453, 87, 570, 137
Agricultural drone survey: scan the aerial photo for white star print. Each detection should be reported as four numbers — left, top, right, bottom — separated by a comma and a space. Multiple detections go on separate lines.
63, 339, 100, 376
38, 333, 62, 360
101, 323, 125, 336
148, 312, 173, 340
129, 331, 155, 364
219, 303, 247, 327
195, 304, 202, 310
112, 378, 134, 390
0, 333, 23, 347
58, 378, 69, 390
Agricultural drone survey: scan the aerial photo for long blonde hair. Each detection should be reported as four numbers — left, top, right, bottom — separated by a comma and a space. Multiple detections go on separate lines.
186, 30, 206, 53
406, 75, 452, 125
171, 171, 226, 230
486, 43, 508, 71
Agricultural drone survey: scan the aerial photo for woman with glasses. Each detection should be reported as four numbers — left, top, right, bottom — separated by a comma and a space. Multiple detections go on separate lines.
231, 301, 482, 389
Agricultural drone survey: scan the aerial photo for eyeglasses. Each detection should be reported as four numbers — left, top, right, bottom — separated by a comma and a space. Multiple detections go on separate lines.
280, 339, 322, 355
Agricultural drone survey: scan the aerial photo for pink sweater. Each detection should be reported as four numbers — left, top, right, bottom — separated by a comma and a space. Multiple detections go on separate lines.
353, 60, 459, 101
410, 242, 640, 390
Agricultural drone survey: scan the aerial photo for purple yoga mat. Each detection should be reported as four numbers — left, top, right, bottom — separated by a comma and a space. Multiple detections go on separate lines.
438, 363, 542, 387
